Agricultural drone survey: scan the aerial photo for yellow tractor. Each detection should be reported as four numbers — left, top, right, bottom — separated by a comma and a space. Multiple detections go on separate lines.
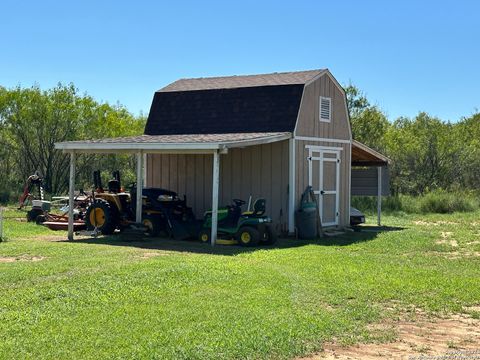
84, 171, 132, 234
85, 171, 196, 238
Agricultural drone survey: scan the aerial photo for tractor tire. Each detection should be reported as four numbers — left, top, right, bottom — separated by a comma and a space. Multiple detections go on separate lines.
198, 229, 211, 244
35, 214, 47, 225
261, 224, 277, 245
236, 226, 260, 247
85, 199, 117, 235
27, 208, 44, 223
142, 215, 162, 237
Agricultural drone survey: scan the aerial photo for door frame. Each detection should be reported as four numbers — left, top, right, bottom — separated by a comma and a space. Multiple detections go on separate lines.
306, 145, 342, 227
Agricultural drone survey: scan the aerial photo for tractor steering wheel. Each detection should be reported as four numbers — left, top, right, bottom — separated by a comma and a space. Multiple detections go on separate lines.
232, 199, 246, 207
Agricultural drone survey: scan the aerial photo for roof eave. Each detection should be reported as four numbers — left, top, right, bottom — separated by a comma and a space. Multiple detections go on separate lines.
54, 133, 292, 154
352, 140, 391, 165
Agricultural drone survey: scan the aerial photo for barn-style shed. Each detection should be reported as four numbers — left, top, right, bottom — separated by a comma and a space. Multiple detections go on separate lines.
56, 69, 388, 243
144, 69, 355, 233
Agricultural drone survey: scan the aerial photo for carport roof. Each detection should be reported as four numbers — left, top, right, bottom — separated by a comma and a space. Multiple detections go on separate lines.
56, 133, 389, 165
55, 132, 292, 153
352, 140, 390, 166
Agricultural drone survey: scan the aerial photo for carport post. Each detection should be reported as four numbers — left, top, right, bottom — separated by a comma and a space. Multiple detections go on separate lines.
68, 151, 76, 241
136, 151, 143, 223
211, 150, 220, 246
377, 166, 382, 226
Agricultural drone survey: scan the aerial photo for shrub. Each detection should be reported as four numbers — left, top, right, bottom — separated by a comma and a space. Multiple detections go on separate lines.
418, 190, 478, 214
0, 191, 15, 205
352, 190, 479, 215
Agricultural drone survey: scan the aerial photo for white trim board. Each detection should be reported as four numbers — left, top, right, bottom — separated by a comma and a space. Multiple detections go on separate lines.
305, 144, 344, 152
295, 136, 351, 144
288, 138, 296, 234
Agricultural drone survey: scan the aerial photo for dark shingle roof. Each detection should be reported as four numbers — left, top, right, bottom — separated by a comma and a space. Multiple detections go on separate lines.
160, 69, 324, 92
60, 132, 291, 145
55, 132, 292, 151
145, 69, 325, 136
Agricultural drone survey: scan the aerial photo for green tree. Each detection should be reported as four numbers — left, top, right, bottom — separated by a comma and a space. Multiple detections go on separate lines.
345, 84, 390, 152
384, 113, 451, 194
0, 84, 145, 198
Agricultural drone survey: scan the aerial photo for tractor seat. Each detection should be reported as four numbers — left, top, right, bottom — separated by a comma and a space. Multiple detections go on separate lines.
108, 179, 121, 193
242, 198, 266, 217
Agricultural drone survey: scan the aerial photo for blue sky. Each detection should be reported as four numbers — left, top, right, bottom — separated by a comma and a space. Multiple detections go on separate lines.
1, 0, 478, 121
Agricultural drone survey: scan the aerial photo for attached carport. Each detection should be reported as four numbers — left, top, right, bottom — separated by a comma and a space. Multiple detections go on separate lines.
55, 132, 291, 244
351, 140, 390, 225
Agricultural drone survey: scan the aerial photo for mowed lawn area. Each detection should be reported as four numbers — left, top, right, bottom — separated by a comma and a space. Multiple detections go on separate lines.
1, 209, 479, 359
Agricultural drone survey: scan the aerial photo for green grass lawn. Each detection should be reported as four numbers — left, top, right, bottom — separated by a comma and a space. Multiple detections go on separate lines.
0, 208, 479, 359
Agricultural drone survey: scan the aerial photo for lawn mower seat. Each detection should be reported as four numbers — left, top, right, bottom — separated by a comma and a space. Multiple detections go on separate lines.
242, 198, 266, 217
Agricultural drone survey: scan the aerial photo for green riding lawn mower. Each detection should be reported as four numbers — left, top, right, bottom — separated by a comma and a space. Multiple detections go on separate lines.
198, 198, 277, 247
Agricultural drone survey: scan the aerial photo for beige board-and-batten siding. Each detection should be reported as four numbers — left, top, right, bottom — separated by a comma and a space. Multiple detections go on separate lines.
295, 72, 351, 139
294, 72, 352, 227
295, 140, 351, 227
146, 140, 290, 233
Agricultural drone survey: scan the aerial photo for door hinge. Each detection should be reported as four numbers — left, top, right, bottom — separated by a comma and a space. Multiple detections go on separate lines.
337, 159, 341, 163
307, 156, 312, 161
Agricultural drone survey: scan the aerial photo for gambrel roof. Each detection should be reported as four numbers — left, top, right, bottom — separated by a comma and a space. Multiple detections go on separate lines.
144, 70, 325, 135
159, 70, 325, 92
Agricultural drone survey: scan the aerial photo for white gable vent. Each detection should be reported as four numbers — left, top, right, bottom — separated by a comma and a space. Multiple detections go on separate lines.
320, 96, 331, 122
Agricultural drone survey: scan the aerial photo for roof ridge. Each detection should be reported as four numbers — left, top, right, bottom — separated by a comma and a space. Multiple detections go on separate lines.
158, 69, 326, 92
175, 69, 325, 82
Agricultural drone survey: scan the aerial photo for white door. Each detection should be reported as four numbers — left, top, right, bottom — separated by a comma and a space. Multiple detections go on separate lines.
308, 147, 341, 227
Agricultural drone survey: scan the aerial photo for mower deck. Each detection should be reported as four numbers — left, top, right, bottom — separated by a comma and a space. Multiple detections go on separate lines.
43, 221, 86, 231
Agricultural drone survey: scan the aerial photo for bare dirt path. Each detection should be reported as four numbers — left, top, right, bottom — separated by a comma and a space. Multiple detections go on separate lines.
301, 313, 480, 360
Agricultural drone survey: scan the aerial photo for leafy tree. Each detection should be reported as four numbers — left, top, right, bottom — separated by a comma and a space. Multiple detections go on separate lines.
344, 83, 370, 118
345, 84, 390, 152
384, 113, 451, 194
0, 84, 145, 198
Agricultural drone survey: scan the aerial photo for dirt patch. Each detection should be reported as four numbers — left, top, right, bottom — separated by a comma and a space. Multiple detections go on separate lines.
414, 220, 459, 226
467, 240, 480, 245
435, 240, 459, 247
435, 232, 459, 248
424, 251, 480, 259
32, 234, 69, 242
0, 255, 45, 263
302, 313, 480, 360
465, 305, 480, 312
136, 251, 172, 259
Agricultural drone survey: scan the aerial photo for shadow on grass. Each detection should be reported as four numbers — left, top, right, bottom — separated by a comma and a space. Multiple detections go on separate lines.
65, 225, 405, 255
319, 226, 405, 246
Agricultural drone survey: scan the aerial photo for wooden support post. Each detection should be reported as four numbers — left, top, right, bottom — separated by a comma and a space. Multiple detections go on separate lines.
143, 153, 147, 187
68, 151, 76, 241
211, 150, 220, 246
288, 138, 296, 234
377, 166, 382, 226
136, 151, 143, 223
